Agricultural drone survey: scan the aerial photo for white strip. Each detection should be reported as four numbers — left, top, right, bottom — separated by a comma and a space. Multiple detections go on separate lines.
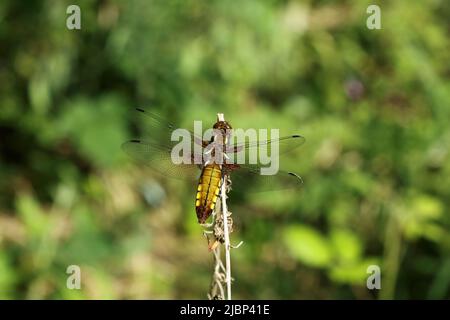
221, 177, 232, 300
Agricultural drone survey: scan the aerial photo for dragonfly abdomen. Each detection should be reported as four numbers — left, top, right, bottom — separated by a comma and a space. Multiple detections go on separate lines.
195, 164, 222, 224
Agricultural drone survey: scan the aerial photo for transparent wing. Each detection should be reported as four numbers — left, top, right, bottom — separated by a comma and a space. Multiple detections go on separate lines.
122, 139, 201, 181
225, 134, 305, 166
134, 107, 205, 147
224, 163, 303, 193
125, 109, 305, 189
231, 134, 305, 151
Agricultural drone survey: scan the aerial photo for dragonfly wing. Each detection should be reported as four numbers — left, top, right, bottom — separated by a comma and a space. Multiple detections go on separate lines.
226, 134, 305, 166
224, 163, 303, 193
122, 139, 201, 181
135, 108, 205, 147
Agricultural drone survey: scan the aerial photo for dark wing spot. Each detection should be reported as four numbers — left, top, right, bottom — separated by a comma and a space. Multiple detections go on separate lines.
288, 172, 304, 184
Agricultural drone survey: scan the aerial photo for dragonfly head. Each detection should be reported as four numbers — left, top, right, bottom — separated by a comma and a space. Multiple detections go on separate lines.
213, 120, 232, 145
213, 120, 232, 130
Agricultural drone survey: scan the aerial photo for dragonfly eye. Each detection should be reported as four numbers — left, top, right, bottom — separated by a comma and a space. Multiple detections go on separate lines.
213, 121, 232, 130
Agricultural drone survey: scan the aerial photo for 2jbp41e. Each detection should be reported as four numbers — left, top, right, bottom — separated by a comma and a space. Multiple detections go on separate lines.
224, 304, 270, 317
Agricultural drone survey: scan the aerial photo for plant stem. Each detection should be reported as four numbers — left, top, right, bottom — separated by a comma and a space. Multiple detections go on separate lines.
221, 177, 232, 300
207, 113, 234, 300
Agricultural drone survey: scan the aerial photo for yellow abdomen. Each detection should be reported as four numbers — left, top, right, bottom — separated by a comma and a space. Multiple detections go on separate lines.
195, 164, 222, 223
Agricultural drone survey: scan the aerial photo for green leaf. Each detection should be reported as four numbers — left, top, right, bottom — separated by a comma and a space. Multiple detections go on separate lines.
282, 225, 332, 268
328, 258, 380, 285
330, 229, 362, 264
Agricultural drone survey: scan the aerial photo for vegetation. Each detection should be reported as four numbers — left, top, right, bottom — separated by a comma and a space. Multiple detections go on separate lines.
0, 0, 449, 299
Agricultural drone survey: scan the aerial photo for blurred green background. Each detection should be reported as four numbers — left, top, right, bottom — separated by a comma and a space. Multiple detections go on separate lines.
0, 0, 449, 299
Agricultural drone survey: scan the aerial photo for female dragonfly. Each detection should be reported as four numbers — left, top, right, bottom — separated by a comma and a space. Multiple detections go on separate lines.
122, 108, 305, 224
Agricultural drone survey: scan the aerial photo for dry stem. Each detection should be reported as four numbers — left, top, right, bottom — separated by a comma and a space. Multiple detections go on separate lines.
205, 113, 238, 300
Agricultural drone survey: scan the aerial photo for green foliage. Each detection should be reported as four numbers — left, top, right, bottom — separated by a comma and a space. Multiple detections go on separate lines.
283, 225, 332, 268
0, 0, 449, 299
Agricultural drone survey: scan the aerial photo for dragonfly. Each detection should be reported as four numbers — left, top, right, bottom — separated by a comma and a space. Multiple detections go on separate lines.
122, 108, 305, 224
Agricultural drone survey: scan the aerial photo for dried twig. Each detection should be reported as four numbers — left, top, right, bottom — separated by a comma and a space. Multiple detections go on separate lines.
222, 176, 232, 299
206, 175, 234, 300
